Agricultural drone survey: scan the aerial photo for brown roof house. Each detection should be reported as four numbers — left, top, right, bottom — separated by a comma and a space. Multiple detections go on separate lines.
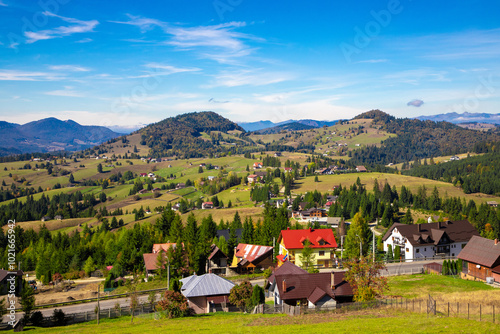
180, 274, 236, 314
206, 245, 229, 275
271, 271, 353, 308
458, 235, 500, 283
382, 220, 479, 262
0, 269, 24, 296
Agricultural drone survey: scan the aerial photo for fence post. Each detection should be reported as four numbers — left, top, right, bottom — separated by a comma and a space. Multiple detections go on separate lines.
434, 300, 436, 316
468, 303, 469, 320
493, 305, 495, 323
480, 304, 482, 321
109, 308, 111, 318
448, 302, 449, 317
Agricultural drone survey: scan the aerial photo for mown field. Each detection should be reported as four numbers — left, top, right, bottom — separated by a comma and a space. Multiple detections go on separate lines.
2, 152, 499, 236
26, 307, 500, 333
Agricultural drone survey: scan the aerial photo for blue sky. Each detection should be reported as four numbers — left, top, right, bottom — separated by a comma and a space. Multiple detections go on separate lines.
0, 0, 499, 130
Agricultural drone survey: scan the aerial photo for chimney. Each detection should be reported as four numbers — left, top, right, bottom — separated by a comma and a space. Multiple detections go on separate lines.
495, 239, 498, 245
418, 224, 421, 232
309, 227, 312, 232
287, 227, 290, 230
331, 272, 335, 290
282, 279, 287, 292
438, 221, 441, 229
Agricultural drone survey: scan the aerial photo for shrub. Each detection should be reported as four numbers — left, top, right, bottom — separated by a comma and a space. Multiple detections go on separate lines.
156, 291, 190, 318
30, 311, 44, 326
52, 309, 66, 326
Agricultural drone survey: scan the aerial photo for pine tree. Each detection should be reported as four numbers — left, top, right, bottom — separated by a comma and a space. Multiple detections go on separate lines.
385, 244, 393, 262
299, 240, 317, 273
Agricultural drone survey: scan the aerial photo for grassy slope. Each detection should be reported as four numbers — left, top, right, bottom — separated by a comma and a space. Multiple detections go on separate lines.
294, 173, 500, 204
26, 308, 499, 333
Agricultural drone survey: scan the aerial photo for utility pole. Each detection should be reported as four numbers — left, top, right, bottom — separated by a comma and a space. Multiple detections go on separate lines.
373, 231, 376, 263
341, 235, 344, 259
356, 234, 362, 260
97, 285, 100, 325
166, 256, 170, 290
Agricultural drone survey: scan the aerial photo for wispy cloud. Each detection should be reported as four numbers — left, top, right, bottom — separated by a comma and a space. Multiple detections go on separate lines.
49, 65, 91, 72
0, 1, 8, 7
45, 86, 85, 97
25, 12, 98, 44
384, 69, 448, 85
75, 38, 93, 43
0, 69, 61, 81
209, 69, 293, 87
111, 15, 262, 63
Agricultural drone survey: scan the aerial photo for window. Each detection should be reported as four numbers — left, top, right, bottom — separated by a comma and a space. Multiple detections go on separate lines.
406, 248, 409, 252
319, 251, 325, 256
416, 248, 420, 253
424, 248, 426, 251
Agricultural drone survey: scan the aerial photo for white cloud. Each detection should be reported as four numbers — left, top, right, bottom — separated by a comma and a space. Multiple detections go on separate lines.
45, 87, 85, 97
407, 99, 424, 107
111, 16, 262, 63
209, 69, 293, 87
127, 63, 201, 78
384, 69, 449, 85
356, 59, 388, 64
25, 12, 98, 44
0, 69, 61, 81
75, 38, 93, 43
49, 65, 91, 72
0, 1, 7, 6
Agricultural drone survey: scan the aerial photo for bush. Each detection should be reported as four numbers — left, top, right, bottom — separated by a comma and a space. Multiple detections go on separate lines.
52, 309, 66, 326
30, 311, 44, 326
156, 291, 190, 318
263, 267, 273, 280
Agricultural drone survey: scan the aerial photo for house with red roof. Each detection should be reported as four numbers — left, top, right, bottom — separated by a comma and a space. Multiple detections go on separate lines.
231, 243, 274, 273
277, 228, 337, 269
202, 201, 214, 209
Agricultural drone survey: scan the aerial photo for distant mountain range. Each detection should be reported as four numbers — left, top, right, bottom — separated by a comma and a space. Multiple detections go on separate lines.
255, 122, 316, 134
415, 112, 500, 124
0, 118, 121, 156
238, 119, 338, 132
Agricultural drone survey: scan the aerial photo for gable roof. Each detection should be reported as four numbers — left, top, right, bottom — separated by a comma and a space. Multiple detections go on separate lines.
180, 273, 235, 298
0, 270, 23, 283
267, 261, 307, 286
152, 243, 177, 253
382, 220, 479, 246
234, 243, 274, 264
143, 253, 166, 271
279, 228, 337, 249
274, 271, 353, 303
208, 245, 228, 261
458, 235, 500, 268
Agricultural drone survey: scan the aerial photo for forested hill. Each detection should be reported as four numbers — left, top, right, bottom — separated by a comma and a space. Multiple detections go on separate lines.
350, 110, 500, 166
138, 111, 256, 158
256, 122, 315, 134
403, 146, 500, 195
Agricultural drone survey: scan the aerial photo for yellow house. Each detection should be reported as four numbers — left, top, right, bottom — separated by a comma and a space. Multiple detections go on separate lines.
277, 228, 337, 268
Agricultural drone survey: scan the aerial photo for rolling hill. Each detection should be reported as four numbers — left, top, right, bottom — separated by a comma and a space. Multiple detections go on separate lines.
0, 118, 121, 156
255, 122, 316, 134
135, 111, 258, 158
416, 112, 500, 124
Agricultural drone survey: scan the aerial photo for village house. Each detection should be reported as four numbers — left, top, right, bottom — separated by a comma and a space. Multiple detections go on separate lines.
382, 220, 479, 262
202, 201, 214, 209
230, 243, 274, 274
356, 165, 367, 172
277, 228, 337, 268
176, 183, 186, 189
206, 245, 228, 275
253, 162, 263, 169
458, 235, 500, 282
284, 167, 293, 173
0, 269, 24, 296
140, 173, 148, 177
143, 252, 167, 277
180, 274, 236, 314
487, 201, 498, 208
271, 271, 353, 308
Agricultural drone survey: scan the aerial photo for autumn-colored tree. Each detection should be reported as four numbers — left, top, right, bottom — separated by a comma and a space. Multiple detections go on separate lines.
156, 290, 190, 318
344, 256, 388, 302
228, 281, 253, 312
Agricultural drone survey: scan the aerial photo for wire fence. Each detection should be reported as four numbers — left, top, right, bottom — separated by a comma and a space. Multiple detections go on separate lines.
254, 296, 498, 324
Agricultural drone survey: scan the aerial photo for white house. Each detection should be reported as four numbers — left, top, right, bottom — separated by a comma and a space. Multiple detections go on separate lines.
382, 220, 479, 262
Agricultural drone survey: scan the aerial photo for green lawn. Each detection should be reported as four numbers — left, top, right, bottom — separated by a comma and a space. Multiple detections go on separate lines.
26, 308, 500, 333
387, 274, 495, 299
